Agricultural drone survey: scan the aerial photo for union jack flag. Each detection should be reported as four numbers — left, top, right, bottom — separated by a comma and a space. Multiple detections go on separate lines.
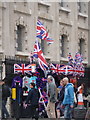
36, 20, 54, 44
33, 40, 48, 71
50, 63, 58, 73
50, 63, 74, 75
60, 65, 74, 75
68, 53, 74, 67
74, 52, 83, 64
73, 52, 84, 77
14, 64, 32, 74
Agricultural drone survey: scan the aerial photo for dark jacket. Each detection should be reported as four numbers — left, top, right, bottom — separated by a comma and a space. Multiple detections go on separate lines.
58, 86, 65, 102
2, 84, 11, 101
25, 88, 40, 106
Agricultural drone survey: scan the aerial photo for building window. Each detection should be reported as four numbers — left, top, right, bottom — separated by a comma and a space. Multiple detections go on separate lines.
61, 34, 68, 58
78, 2, 82, 13
60, 0, 69, 8
78, 38, 85, 57
16, 25, 25, 52
78, 2, 87, 14
41, 40, 45, 54
61, 0, 64, 7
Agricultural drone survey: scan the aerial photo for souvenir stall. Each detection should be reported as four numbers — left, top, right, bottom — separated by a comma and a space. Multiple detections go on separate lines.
11, 63, 48, 118
10, 19, 85, 119
10, 52, 85, 119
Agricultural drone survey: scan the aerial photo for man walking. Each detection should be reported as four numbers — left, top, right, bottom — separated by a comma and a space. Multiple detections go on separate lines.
46, 75, 57, 118
2, 81, 10, 119
61, 77, 74, 120
24, 82, 40, 120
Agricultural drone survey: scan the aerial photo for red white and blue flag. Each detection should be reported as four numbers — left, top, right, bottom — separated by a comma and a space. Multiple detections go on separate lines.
14, 64, 32, 74
36, 20, 54, 44
33, 40, 48, 71
59, 65, 74, 75
74, 52, 84, 77
50, 63, 74, 75
68, 53, 74, 67
50, 63, 60, 74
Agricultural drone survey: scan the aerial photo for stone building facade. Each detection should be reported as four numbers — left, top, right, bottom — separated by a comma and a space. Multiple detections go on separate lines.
0, 1, 89, 78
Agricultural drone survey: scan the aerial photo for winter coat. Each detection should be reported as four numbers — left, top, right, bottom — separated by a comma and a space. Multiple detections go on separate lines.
2, 84, 11, 101
62, 83, 74, 106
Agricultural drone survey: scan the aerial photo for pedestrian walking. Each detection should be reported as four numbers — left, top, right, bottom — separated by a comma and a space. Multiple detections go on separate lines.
46, 75, 57, 118
24, 82, 40, 120
56, 79, 65, 118
61, 77, 74, 120
1, 81, 11, 119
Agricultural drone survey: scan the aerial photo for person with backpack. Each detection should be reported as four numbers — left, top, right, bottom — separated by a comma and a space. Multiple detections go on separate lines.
2, 81, 11, 119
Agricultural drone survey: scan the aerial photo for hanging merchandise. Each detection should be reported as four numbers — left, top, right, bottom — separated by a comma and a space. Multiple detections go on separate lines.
12, 88, 16, 100
11, 75, 23, 103
68, 52, 85, 77
31, 64, 36, 73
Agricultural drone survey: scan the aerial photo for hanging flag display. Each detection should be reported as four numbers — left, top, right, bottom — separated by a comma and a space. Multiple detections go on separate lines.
50, 63, 74, 75
68, 52, 85, 77
36, 20, 54, 44
14, 64, 36, 74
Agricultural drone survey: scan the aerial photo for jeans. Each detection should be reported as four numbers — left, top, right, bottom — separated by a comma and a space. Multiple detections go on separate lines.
2, 100, 9, 118
64, 104, 73, 120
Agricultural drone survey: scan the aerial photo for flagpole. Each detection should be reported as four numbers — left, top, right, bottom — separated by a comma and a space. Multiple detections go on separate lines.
38, 88, 47, 110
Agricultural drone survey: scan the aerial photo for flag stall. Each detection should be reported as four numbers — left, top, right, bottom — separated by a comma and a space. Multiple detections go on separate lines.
12, 19, 85, 118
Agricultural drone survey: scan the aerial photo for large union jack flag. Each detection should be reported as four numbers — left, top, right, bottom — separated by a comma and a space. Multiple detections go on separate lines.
33, 40, 48, 71
14, 64, 32, 74
36, 20, 54, 44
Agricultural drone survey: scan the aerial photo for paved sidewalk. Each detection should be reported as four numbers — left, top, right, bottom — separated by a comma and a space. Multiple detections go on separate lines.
1, 118, 75, 120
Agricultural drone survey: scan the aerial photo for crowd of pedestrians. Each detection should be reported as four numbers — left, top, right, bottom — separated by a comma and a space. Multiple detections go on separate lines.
0, 75, 90, 120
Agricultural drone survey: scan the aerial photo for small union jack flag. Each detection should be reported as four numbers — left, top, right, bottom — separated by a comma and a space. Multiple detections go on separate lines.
36, 20, 54, 44
14, 64, 32, 74
68, 53, 74, 67
59, 65, 74, 75
73, 52, 84, 77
